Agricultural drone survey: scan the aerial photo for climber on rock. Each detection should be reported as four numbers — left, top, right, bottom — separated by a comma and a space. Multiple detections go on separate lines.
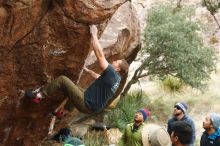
25, 25, 129, 117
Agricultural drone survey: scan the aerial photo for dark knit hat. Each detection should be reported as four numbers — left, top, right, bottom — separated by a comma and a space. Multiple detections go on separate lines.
138, 108, 150, 121
175, 102, 188, 113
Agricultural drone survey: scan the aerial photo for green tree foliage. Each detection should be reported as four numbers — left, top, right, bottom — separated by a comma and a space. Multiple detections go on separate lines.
202, 0, 220, 33
202, 0, 220, 15
122, 4, 217, 95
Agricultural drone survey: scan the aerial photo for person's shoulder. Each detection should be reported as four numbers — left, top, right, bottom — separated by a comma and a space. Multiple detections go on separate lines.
104, 64, 114, 72
168, 117, 175, 123
124, 123, 133, 130
128, 123, 134, 126
185, 115, 195, 122
200, 132, 207, 145
105, 64, 121, 77
140, 122, 145, 127
201, 131, 207, 137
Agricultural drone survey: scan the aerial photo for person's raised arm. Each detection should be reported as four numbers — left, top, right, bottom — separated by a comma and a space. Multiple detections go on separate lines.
89, 25, 108, 71
84, 67, 100, 79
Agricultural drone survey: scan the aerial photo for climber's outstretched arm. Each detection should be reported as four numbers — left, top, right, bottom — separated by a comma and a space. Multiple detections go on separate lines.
90, 25, 108, 71
84, 67, 100, 79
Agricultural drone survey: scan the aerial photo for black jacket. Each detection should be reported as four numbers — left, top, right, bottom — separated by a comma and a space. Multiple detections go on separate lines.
167, 115, 196, 145
200, 131, 220, 146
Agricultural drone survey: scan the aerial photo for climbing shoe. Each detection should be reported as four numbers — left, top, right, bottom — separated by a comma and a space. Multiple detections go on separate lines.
25, 87, 45, 103
52, 109, 64, 119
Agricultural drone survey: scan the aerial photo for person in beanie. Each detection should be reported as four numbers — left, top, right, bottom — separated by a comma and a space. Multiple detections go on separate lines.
167, 102, 195, 146
118, 108, 150, 146
200, 112, 220, 146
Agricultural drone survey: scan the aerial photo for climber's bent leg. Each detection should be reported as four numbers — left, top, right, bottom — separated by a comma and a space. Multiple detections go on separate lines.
42, 75, 91, 114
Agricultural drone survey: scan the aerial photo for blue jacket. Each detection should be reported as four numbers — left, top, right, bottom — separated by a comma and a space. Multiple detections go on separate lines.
200, 129, 220, 146
167, 115, 196, 145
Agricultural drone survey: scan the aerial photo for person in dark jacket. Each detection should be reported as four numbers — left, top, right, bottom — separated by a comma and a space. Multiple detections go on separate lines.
200, 112, 220, 146
167, 102, 195, 146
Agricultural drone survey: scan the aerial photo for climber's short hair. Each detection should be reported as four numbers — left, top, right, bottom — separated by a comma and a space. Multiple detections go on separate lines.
119, 59, 129, 76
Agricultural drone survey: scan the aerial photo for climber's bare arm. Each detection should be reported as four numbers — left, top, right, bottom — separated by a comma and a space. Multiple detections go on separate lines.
84, 67, 100, 79
90, 25, 108, 71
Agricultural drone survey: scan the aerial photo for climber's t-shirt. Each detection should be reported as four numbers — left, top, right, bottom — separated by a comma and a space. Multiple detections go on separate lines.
84, 64, 121, 112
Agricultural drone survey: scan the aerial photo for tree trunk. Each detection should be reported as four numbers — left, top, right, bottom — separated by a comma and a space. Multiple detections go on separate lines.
121, 78, 138, 97
120, 63, 146, 97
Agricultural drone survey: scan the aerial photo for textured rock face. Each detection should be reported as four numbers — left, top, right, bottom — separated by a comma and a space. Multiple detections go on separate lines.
0, 0, 141, 145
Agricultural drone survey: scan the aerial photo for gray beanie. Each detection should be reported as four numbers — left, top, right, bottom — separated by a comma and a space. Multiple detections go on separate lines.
175, 102, 188, 113
209, 112, 220, 129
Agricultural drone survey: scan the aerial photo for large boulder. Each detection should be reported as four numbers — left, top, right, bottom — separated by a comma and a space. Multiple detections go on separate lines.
0, 0, 141, 145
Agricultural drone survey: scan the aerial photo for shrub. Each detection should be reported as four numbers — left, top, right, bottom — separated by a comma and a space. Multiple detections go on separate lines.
161, 75, 184, 92
104, 92, 146, 130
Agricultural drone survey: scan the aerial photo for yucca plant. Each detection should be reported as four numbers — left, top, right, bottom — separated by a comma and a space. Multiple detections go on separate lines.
161, 75, 184, 92
104, 92, 146, 130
